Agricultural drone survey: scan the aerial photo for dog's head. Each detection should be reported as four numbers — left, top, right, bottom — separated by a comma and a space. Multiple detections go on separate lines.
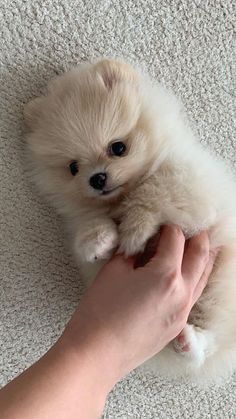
25, 59, 158, 209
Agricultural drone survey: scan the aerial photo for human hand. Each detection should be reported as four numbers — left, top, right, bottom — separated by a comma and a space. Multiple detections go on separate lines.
0, 226, 217, 419
63, 225, 217, 391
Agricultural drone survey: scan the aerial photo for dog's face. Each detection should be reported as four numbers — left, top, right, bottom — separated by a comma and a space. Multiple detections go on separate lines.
25, 59, 156, 208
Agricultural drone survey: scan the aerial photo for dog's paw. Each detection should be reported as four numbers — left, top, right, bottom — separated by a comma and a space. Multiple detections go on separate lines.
118, 227, 147, 256
173, 324, 212, 368
173, 325, 193, 354
118, 207, 159, 256
118, 212, 158, 256
74, 223, 118, 263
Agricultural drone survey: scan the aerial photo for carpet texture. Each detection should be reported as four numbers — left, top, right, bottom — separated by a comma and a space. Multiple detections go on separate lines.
0, 0, 236, 417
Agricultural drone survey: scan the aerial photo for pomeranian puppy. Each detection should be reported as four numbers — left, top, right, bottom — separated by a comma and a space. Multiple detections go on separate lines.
24, 59, 236, 381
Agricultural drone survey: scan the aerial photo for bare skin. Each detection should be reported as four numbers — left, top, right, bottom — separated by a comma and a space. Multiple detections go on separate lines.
0, 226, 217, 419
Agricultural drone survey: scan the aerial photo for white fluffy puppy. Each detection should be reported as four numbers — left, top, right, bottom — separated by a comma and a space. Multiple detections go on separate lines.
24, 59, 236, 381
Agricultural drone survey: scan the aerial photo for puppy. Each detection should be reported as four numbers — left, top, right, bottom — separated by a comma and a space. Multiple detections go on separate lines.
24, 59, 236, 381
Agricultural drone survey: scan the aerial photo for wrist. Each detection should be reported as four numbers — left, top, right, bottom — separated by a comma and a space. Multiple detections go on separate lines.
57, 315, 123, 400
52, 335, 108, 418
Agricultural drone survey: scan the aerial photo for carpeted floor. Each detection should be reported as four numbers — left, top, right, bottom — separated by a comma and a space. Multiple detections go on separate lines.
0, 0, 235, 417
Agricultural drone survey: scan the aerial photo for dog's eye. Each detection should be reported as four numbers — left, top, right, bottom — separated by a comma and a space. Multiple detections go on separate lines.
69, 160, 79, 176
109, 141, 126, 157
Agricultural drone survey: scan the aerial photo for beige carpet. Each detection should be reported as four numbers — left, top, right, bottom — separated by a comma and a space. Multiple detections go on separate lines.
0, 0, 236, 417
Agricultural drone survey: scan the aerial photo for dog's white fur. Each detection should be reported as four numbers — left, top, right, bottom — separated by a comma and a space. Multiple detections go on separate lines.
24, 59, 236, 382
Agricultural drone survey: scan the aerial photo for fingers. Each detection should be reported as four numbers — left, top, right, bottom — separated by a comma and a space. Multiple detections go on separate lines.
191, 248, 219, 307
105, 253, 134, 273
146, 225, 185, 272
182, 231, 210, 286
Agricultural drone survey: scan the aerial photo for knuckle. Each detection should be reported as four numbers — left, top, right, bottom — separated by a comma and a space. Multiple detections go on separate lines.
166, 268, 179, 288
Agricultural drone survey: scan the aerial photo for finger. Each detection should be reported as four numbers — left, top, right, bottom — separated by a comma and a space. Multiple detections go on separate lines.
182, 231, 209, 286
104, 253, 134, 273
146, 225, 185, 272
191, 248, 219, 307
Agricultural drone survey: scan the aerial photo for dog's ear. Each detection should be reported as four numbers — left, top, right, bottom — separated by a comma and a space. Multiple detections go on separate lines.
24, 96, 45, 130
94, 59, 139, 90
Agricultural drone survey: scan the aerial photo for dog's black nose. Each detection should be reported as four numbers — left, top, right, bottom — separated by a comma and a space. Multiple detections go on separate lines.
89, 172, 107, 190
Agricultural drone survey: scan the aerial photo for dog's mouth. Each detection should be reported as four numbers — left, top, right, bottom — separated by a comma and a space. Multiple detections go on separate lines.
99, 186, 122, 197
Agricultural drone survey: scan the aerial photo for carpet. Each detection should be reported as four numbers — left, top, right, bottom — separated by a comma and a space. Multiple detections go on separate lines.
0, 0, 236, 417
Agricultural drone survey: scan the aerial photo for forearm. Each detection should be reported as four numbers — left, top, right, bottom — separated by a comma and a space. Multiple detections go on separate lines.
0, 332, 112, 419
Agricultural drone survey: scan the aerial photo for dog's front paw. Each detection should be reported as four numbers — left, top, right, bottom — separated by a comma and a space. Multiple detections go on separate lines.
119, 227, 147, 256
118, 211, 157, 256
74, 222, 118, 263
